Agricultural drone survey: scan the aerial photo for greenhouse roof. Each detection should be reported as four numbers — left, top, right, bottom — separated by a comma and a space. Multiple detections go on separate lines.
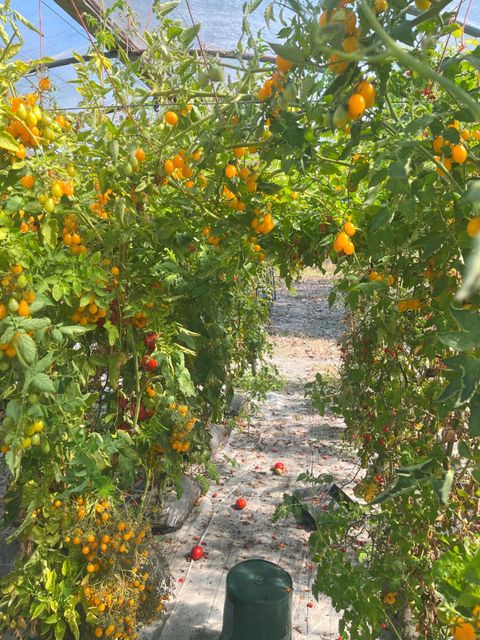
10, 0, 480, 109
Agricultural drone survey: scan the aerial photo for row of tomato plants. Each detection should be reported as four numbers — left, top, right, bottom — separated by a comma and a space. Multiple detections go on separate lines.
263, 0, 480, 638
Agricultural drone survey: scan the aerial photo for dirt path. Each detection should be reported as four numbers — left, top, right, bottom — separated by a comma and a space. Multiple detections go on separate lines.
142, 271, 355, 640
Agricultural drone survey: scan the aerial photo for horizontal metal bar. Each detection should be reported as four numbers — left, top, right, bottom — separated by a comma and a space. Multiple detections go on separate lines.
38, 47, 275, 72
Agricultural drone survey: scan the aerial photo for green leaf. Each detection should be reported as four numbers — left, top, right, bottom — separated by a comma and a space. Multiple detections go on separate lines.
456, 233, 480, 302
269, 42, 305, 64
15, 333, 37, 366
181, 23, 200, 46
458, 356, 480, 404
52, 283, 63, 302
247, 0, 263, 12
41, 218, 58, 249
55, 620, 66, 640
458, 440, 471, 459
391, 20, 414, 46
64, 608, 80, 640
18, 318, 51, 331
369, 207, 393, 232
31, 373, 55, 394
0, 130, 20, 153
433, 469, 454, 505
460, 179, 480, 213
59, 325, 92, 338
104, 320, 119, 346
438, 332, 479, 351
0, 22, 10, 45
30, 602, 46, 619
469, 395, 480, 437
153, 0, 179, 16
12, 10, 40, 33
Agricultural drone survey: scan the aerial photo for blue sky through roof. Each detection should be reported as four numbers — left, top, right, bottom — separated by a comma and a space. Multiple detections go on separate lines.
9, 0, 480, 109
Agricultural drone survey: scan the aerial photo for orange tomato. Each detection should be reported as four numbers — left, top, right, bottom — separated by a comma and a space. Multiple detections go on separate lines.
452, 144, 467, 164
276, 55, 294, 73
135, 148, 145, 162
347, 93, 366, 119
21, 175, 36, 188
225, 164, 237, 179
356, 80, 376, 108
164, 111, 178, 126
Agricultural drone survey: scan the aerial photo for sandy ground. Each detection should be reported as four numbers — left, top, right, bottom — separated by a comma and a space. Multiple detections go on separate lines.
142, 271, 356, 640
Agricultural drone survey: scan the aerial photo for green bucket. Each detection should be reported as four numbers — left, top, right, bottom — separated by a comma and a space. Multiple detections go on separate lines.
221, 559, 293, 640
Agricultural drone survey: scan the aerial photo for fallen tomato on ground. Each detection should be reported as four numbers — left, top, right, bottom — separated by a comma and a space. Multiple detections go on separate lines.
190, 545, 204, 561
274, 462, 285, 475
235, 497, 247, 510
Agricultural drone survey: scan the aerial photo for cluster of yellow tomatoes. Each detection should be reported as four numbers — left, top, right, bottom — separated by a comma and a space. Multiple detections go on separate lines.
71, 295, 108, 326
431, 121, 475, 177
62, 214, 87, 254
1, 417, 45, 453
257, 55, 294, 107
396, 298, 422, 312
368, 271, 394, 285
321, 4, 359, 75
5, 83, 70, 159
332, 220, 356, 255
250, 210, 275, 236
132, 311, 149, 329
59, 498, 162, 640
163, 147, 202, 190
169, 403, 197, 452
0, 266, 36, 362
224, 151, 260, 198
90, 184, 114, 220
202, 225, 221, 248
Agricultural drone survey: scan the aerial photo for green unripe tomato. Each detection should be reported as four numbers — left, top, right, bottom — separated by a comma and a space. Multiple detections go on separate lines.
209, 66, 224, 83
3, 416, 15, 428
333, 105, 349, 129
197, 71, 209, 88
66, 163, 76, 177
16, 274, 28, 289
26, 112, 38, 128
31, 433, 41, 446
16, 103, 27, 120
43, 127, 56, 142
8, 298, 19, 313
33, 105, 43, 121
0, 361, 10, 372
44, 197, 55, 213
123, 162, 133, 176
51, 183, 63, 198
28, 393, 39, 404
41, 440, 51, 454
42, 113, 53, 126
24, 423, 36, 436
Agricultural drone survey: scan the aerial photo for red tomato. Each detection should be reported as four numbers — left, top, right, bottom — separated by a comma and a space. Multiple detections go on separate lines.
142, 356, 158, 371
235, 498, 247, 510
143, 332, 158, 353
191, 545, 204, 561
274, 462, 285, 475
